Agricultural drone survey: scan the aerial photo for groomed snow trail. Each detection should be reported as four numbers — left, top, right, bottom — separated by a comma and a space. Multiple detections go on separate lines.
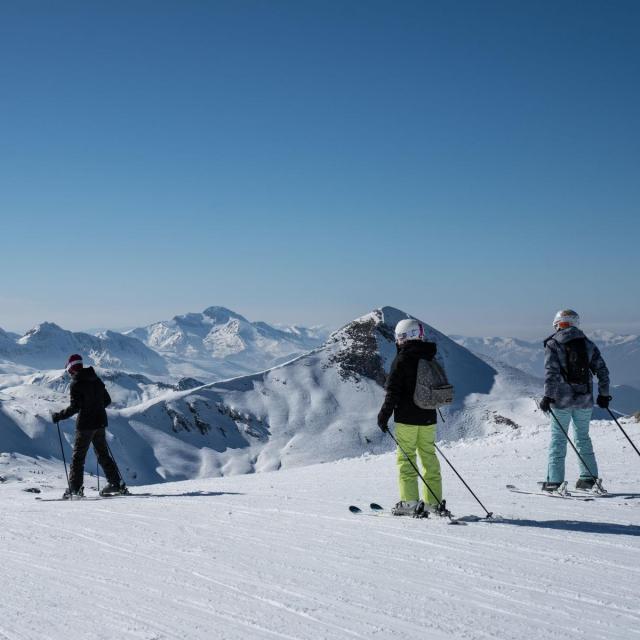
1, 420, 639, 640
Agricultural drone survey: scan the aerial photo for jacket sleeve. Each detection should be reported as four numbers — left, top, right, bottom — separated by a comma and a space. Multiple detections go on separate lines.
58, 382, 81, 421
103, 383, 112, 409
378, 356, 404, 424
590, 345, 610, 397
543, 340, 564, 400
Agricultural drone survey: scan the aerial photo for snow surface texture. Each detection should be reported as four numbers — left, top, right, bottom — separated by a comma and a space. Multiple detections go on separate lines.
1, 307, 544, 485
1, 417, 639, 640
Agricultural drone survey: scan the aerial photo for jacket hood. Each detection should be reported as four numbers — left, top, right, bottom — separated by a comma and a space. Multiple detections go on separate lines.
399, 340, 437, 359
546, 326, 586, 345
72, 366, 98, 381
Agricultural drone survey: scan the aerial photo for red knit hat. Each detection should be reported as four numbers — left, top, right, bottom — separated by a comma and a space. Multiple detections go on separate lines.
66, 354, 83, 374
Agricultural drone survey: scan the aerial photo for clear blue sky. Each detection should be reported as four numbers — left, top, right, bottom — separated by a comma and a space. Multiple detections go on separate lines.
0, 1, 638, 337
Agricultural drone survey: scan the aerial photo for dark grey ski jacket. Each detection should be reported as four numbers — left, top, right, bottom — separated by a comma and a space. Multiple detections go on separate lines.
543, 327, 610, 410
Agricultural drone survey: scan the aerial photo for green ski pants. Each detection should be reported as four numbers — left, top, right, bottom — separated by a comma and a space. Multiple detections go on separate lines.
395, 422, 442, 505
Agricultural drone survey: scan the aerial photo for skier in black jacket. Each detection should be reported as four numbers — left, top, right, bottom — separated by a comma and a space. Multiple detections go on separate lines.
52, 354, 126, 499
378, 319, 443, 516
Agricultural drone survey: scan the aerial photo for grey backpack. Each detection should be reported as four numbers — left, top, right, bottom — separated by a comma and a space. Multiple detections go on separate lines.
413, 359, 454, 409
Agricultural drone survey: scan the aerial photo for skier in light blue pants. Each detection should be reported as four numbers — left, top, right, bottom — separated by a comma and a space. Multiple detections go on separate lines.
539, 310, 611, 492
547, 408, 598, 484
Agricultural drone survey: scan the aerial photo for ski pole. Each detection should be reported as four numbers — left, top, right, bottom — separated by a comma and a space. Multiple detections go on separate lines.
607, 408, 640, 459
386, 430, 448, 515
105, 438, 125, 486
433, 443, 493, 518
53, 415, 73, 500
547, 406, 600, 483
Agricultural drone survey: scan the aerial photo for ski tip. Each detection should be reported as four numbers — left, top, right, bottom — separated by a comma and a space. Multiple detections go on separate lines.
348, 505, 362, 514
369, 503, 383, 511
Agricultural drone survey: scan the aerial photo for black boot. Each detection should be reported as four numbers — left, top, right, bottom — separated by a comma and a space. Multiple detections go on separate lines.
63, 486, 84, 500
541, 482, 562, 493
575, 478, 596, 490
100, 481, 129, 497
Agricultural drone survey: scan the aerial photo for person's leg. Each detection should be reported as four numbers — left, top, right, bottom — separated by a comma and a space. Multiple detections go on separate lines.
416, 424, 442, 506
91, 429, 122, 486
571, 408, 598, 480
547, 409, 571, 483
68, 430, 94, 491
395, 423, 420, 502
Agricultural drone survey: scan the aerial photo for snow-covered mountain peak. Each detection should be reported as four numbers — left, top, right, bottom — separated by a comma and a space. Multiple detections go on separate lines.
128, 306, 328, 380
201, 306, 248, 324
18, 321, 69, 345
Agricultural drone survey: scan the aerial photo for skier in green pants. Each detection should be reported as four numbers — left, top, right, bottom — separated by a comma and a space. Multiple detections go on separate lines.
378, 319, 442, 516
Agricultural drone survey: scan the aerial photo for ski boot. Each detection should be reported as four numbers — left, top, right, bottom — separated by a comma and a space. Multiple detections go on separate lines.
391, 500, 419, 516
575, 477, 606, 494
541, 481, 562, 493
419, 500, 450, 518
62, 486, 84, 500
99, 481, 130, 497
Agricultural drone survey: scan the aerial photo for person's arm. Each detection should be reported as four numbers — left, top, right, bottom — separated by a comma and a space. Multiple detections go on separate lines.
378, 356, 404, 429
590, 345, 610, 398
54, 382, 81, 422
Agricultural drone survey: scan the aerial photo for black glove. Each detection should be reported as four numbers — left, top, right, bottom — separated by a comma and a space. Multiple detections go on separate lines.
597, 395, 612, 409
377, 412, 389, 433
539, 396, 554, 413
51, 412, 61, 424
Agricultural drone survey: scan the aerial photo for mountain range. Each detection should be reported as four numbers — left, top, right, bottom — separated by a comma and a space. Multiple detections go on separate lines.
0, 307, 328, 383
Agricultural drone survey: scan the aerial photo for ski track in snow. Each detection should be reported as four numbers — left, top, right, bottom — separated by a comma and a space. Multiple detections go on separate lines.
1, 422, 640, 640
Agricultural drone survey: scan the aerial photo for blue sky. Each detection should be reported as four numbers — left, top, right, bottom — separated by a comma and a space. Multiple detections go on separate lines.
0, 1, 638, 337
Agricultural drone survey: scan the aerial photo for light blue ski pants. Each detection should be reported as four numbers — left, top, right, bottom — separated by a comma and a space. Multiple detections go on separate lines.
547, 408, 598, 483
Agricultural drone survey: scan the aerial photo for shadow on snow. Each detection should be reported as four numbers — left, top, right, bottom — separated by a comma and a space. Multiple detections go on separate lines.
495, 517, 640, 537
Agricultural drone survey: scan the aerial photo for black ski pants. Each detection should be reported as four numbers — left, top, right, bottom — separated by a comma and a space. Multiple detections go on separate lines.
69, 428, 120, 491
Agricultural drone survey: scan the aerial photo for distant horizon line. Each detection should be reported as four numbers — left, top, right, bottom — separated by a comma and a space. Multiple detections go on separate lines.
2, 304, 639, 343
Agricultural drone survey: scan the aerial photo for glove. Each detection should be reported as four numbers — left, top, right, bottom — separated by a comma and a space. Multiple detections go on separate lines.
539, 396, 554, 413
377, 412, 389, 433
597, 395, 612, 409
51, 412, 61, 424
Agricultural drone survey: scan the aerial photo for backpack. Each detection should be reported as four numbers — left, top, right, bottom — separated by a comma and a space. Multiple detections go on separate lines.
413, 359, 454, 409
561, 337, 591, 385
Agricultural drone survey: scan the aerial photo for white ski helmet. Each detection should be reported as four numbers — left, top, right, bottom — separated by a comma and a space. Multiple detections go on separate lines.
553, 309, 580, 330
394, 318, 425, 344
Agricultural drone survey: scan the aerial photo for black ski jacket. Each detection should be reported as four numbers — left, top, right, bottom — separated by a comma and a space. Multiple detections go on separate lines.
378, 341, 438, 427
56, 367, 112, 431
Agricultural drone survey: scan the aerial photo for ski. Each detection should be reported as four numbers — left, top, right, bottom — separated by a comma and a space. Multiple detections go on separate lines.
36, 492, 152, 502
348, 503, 386, 516
506, 484, 595, 501
570, 488, 637, 500
349, 502, 470, 525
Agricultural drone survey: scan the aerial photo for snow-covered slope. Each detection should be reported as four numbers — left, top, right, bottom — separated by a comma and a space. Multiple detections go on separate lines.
127, 306, 328, 380
453, 331, 640, 389
1, 416, 639, 640
0, 322, 168, 376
